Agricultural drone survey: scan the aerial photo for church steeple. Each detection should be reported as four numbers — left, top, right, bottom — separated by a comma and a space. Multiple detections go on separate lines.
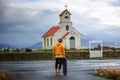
59, 5, 71, 24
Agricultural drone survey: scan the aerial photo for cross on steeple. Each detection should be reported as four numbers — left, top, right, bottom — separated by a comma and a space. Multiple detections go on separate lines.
65, 5, 67, 10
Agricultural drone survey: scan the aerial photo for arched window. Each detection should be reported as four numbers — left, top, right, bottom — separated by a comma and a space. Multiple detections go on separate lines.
66, 25, 69, 30
65, 16, 68, 18
44, 38, 46, 47
50, 38, 52, 46
70, 37, 75, 40
47, 38, 49, 46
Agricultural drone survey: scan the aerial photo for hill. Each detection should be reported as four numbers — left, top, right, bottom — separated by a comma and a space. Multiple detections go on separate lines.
81, 38, 120, 48
0, 43, 16, 49
0, 40, 119, 50
26, 42, 42, 49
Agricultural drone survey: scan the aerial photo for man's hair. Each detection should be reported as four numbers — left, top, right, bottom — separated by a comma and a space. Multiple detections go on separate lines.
58, 38, 62, 43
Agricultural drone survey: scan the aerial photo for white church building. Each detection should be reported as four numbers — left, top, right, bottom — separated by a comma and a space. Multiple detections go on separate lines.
42, 7, 81, 49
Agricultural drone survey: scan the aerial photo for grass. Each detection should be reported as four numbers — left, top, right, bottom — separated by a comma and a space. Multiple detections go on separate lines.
0, 49, 52, 54
0, 49, 85, 54
94, 67, 120, 80
0, 49, 120, 54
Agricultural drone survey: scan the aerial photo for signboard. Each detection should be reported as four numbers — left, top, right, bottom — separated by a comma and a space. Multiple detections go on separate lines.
89, 41, 103, 58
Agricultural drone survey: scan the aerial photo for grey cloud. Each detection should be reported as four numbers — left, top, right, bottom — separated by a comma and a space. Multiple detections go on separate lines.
84, 26, 120, 42
0, 0, 58, 33
0, 0, 60, 47
108, 0, 120, 7
72, 13, 120, 42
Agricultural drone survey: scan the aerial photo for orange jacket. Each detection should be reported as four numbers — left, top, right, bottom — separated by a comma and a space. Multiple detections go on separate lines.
53, 42, 65, 56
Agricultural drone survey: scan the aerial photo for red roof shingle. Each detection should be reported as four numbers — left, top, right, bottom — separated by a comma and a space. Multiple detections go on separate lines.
62, 32, 70, 38
42, 26, 60, 38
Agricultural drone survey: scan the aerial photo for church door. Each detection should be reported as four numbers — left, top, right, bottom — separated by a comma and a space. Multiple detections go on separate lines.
70, 37, 75, 49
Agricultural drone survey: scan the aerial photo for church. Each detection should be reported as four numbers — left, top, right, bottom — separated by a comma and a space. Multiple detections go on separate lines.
42, 6, 81, 49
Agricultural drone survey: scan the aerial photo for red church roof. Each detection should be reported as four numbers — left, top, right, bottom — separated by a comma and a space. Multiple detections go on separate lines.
62, 32, 70, 38
42, 26, 60, 38
59, 9, 71, 16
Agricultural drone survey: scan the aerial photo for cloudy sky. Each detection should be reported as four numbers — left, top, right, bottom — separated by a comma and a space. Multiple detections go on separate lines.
0, 0, 120, 47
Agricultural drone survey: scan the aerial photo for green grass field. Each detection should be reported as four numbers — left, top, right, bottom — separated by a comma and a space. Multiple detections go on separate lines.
0, 49, 120, 54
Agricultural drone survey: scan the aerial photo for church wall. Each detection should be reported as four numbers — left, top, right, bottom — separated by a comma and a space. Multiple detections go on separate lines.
63, 35, 70, 49
71, 31, 80, 49
42, 36, 55, 49
42, 38, 44, 49
71, 27, 81, 49
59, 18, 72, 33
57, 26, 67, 35
52, 35, 58, 47
75, 35, 80, 49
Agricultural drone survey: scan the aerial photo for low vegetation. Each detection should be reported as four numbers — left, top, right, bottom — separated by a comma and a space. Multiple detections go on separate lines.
94, 67, 120, 80
0, 48, 120, 54
0, 70, 9, 80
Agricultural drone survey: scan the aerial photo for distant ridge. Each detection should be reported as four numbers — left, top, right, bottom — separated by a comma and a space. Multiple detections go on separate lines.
81, 38, 120, 48
0, 40, 119, 50
0, 42, 43, 50
0, 43, 16, 49
103, 41, 120, 48
26, 42, 42, 49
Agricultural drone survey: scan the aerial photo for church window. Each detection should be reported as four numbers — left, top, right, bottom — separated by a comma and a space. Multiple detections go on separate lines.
47, 38, 49, 46
44, 38, 46, 47
70, 36, 75, 40
50, 38, 52, 46
65, 16, 68, 18
66, 25, 69, 30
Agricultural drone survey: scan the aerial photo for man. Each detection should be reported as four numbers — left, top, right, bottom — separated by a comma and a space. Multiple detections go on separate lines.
52, 38, 65, 76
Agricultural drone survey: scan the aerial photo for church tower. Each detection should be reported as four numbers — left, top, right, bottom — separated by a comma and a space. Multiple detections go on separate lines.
59, 5, 72, 31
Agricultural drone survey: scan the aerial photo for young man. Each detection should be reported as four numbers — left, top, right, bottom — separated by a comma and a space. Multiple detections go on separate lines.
52, 38, 65, 76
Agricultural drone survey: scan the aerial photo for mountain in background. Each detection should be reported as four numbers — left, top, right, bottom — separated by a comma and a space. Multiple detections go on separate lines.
0, 43, 17, 49
25, 42, 42, 49
0, 42, 42, 50
0, 39, 119, 49
81, 38, 120, 48
26, 38, 119, 49
103, 41, 120, 48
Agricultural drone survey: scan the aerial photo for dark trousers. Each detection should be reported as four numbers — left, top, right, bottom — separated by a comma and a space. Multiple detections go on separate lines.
55, 58, 64, 70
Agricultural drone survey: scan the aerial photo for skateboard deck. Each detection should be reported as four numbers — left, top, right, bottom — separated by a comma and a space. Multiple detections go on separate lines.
63, 58, 67, 76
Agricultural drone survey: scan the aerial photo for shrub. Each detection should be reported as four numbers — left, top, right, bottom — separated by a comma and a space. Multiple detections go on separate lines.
0, 70, 9, 80
94, 67, 120, 80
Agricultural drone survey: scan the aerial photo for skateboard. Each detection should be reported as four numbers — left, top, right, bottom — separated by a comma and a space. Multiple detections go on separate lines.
63, 58, 67, 76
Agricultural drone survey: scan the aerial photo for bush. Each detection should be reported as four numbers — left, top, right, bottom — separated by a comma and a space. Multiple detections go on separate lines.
94, 67, 120, 80
0, 70, 9, 80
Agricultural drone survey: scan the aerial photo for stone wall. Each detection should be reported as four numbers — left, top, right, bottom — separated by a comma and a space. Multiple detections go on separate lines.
104, 52, 120, 58
0, 52, 120, 61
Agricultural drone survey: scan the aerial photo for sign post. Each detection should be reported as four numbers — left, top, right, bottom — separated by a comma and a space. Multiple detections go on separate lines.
89, 41, 103, 58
